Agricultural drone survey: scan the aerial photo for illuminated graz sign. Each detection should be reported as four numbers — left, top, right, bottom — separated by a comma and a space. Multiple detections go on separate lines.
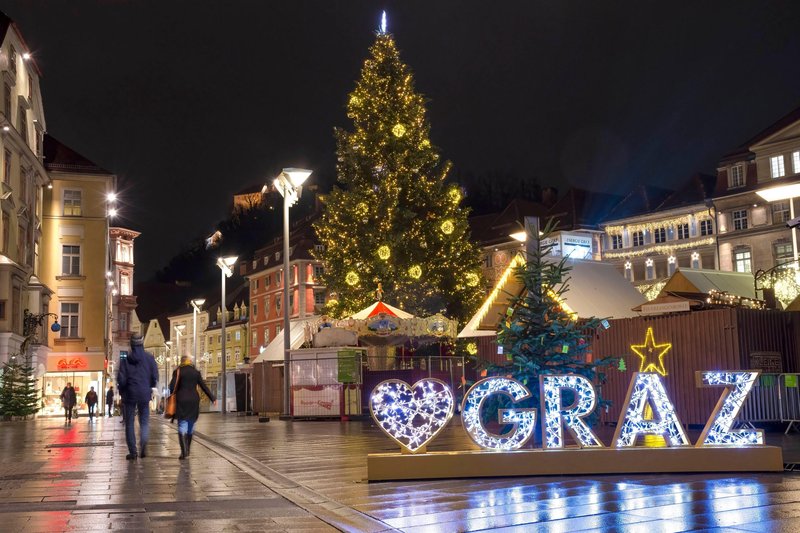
369, 371, 763, 454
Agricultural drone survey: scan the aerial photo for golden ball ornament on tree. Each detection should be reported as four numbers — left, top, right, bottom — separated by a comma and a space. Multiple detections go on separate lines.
377, 245, 391, 260
465, 272, 480, 287
345, 271, 360, 286
466, 342, 478, 355
447, 187, 461, 204
349, 95, 362, 107
408, 265, 422, 279
392, 123, 406, 137
440, 220, 454, 235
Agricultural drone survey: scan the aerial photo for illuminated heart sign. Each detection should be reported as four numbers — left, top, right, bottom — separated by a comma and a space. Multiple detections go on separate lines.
369, 379, 454, 453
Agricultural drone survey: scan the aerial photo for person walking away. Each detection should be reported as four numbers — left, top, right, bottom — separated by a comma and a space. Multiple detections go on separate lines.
118, 334, 159, 460
60, 383, 77, 424
169, 355, 216, 460
85, 387, 98, 421
106, 386, 114, 417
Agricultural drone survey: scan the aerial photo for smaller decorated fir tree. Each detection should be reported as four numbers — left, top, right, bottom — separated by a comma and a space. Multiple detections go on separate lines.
0, 354, 41, 419
482, 219, 618, 422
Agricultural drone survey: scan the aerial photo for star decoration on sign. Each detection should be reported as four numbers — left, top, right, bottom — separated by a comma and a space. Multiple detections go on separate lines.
630, 327, 672, 376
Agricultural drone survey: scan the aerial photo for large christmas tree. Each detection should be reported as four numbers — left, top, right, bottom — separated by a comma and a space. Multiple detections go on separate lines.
315, 22, 483, 323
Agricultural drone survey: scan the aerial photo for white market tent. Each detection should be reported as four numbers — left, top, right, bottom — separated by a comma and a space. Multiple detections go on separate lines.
659, 268, 756, 299
251, 317, 319, 363
458, 257, 645, 338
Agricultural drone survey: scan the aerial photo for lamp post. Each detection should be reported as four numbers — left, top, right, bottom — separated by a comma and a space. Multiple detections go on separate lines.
190, 298, 205, 365
273, 168, 312, 419
104, 191, 117, 416
216, 256, 238, 414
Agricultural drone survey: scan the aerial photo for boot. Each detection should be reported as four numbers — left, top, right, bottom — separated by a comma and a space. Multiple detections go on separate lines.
185, 434, 192, 457
178, 433, 187, 460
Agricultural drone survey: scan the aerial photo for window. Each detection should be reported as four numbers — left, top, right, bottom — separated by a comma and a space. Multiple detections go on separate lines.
226, 351, 231, 363
700, 219, 713, 236
734, 249, 752, 273
770, 155, 786, 178
794, 151, 800, 175
235, 331, 240, 341
120, 273, 131, 295
677, 224, 690, 240
61, 245, 80, 275
217, 351, 221, 364
667, 256, 677, 276
773, 202, 790, 224
610, 235, 622, 250
252, 302, 258, 318
1, 212, 8, 254
3, 84, 9, 119
9, 46, 16, 75
264, 295, 270, 315
3, 149, 10, 183
119, 312, 128, 333
289, 291, 294, 309
60, 302, 79, 338
27, 74, 32, 100
63, 189, 82, 216
252, 279, 259, 292
483, 254, 492, 268
732, 209, 748, 231
17, 106, 26, 141
276, 271, 282, 285
313, 264, 324, 280
729, 165, 744, 188
314, 290, 326, 306
265, 275, 271, 286
252, 331, 257, 347
632, 231, 644, 247
654, 228, 666, 243
624, 261, 633, 282
276, 297, 281, 312
645, 258, 655, 280
226, 333, 230, 342
691, 252, 701, 269
775, 242, 794, 265
0, 300, 4, 320
314, 244, 325, 252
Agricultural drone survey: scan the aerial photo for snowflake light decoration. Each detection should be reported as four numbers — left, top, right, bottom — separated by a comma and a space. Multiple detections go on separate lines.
408, 265, 422, 279
465, 272, 480, 287
377, 245, 391, 260
369, 379, 454, 453
345, 271, 360, 286
461, 377, 536, 450
541, 375, 603, 449
697, 371, 763, 446
392, 123, 406, 137
613, 372, 690, 448
440, 220, 454, 235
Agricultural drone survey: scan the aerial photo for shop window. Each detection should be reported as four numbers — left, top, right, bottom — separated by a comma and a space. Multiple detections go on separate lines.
773, 202, 790, 224
732, 209, 748, 231
729, 165, 744, 188
60, 302, 79, 338
632, 231, 644, 247
700, 219, 713, 236
63, 189, 82, 217
771, 155, 786, 178
734, 249, 752, 273
61, 245, 80, 275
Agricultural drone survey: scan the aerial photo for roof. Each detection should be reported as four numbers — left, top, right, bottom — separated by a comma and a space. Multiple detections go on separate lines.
660, 268, 756, 299
458, 256, 645, 338
469, 199, 549, 247
720, 103, 800, 163
43, 134, 112, 175
656, 173, 716, 211
0, 11, 42, 77
251, 317, 319, 363
603, 185, 675, 221
547, 188, 624, 231
350, 301, 414, 320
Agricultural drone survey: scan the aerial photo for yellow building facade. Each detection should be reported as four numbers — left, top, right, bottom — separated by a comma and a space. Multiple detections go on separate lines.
39, 135, 114, 415
204, 301, 249, 377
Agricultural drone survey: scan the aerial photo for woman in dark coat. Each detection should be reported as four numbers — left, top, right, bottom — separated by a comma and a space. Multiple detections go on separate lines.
169, 355, 215, 459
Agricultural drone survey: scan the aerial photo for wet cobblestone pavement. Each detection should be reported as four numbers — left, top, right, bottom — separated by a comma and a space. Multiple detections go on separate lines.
4, 414, 800, 531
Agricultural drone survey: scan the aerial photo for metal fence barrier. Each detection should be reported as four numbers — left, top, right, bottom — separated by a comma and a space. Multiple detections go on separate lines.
737, 373, 800, 434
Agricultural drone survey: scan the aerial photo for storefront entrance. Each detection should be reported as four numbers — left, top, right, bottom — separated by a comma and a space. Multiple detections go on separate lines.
41, 371, 104, 417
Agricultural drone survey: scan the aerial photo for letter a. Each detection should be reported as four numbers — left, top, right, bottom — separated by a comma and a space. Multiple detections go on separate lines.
613, 372, 690, 448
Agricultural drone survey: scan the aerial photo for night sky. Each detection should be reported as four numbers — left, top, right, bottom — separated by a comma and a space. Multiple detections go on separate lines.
4, 1, 800, 280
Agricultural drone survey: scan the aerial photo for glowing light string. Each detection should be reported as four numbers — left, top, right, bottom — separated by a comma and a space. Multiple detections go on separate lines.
461, 377, 536, 450
697, 371, 763, 446
541, 375, 603, 448
613, 372, 690, 448
369, 379, 454, 453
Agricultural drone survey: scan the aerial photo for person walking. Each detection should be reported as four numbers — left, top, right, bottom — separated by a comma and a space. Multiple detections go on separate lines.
169, 355, 216, 460
60, 383, 77, 424
85, 387, 98, 421
118, 334, 159, 460
106, 386, 114, 417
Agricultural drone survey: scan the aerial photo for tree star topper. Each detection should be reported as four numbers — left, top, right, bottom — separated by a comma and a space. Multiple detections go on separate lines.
379, 11, 388, 34
630, 327, 671, 376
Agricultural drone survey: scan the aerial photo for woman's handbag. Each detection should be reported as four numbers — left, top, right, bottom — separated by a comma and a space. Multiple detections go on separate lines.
164, 368, 180, 418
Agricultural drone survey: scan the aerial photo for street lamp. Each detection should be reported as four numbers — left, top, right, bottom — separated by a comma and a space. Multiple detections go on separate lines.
163, 341, 173, 397
190, 298, 205, 365
216, 255, 238, 414
273, 168, 312, 418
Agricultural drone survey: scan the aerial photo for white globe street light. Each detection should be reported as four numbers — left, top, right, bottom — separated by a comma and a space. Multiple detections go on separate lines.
273, 168, 312, 418
216, 255, 238, 414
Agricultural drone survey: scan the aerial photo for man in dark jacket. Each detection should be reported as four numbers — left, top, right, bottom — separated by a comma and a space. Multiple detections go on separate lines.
106, 385, 114, 417
117, 334, 159, 460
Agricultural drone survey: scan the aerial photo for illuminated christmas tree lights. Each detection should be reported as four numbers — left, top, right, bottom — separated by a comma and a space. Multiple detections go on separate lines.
314, 24, 483, 322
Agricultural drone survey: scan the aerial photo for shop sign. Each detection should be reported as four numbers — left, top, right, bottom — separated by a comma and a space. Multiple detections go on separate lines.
640, 301, 691, 315
57, 357, 88, 370
370, 371, 763, 454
